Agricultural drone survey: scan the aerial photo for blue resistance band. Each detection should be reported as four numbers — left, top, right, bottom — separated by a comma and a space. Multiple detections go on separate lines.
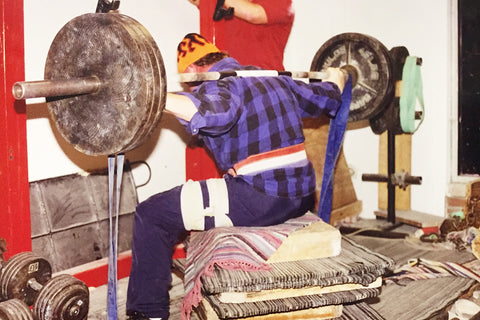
107, 154, 125, 320
318, 76, 352, 223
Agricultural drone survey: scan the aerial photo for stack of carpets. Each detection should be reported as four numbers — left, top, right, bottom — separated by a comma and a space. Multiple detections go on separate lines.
180, 213, 394, 320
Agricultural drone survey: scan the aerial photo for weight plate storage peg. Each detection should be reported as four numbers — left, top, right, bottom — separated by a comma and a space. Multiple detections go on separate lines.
33, 274, 89, 320
0, 299, 33, 320
42, 12, 167, 156
0, 252, 52, 306
311, 33, 394, 122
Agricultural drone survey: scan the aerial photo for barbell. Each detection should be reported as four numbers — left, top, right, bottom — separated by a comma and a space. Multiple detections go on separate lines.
13, 12, 396, 156
0, 252, 89, 320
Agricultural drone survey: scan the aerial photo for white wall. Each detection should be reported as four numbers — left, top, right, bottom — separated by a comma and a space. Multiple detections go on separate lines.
23, 0, 453, 218
283, 0, 453, 218
24, 0, 199, 202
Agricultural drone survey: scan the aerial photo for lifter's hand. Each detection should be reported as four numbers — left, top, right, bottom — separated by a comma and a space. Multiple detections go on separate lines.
323, 67, 348, 93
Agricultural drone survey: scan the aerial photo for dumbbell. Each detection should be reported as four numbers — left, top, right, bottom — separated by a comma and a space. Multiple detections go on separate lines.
0, 252, 89, 320
0, 299, 33, 320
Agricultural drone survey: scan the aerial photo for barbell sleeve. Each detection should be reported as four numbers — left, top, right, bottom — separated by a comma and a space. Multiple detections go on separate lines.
12, 76, 101, 100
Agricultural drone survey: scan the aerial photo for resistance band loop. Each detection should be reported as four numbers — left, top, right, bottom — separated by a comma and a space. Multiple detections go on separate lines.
318, 76, 352, 223
107, 154, 125, 320
399, 56, 425, 133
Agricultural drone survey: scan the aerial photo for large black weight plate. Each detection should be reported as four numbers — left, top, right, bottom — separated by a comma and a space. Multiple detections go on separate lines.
369, 46, 410, 134
0, 252, 52, 306
45, 13, 167, 156
311, 33, 394, 122
0, 299, 33, 320
33, 274, 89, 320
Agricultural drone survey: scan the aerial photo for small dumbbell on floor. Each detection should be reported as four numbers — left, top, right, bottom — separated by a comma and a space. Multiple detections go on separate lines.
0, 298, 33, 320
0, 252, 89, 320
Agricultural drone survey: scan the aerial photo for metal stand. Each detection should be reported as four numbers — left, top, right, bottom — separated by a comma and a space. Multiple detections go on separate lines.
362, 130, 422, 224
387, 130, 397, 223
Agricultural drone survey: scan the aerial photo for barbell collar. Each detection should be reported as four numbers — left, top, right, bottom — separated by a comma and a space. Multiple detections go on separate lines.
12, 76, 101, 100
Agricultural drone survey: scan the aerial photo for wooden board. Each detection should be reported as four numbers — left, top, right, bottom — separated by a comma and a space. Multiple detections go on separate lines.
216, 278, 382, 303
378, 132, 412, 210
303, 116, 361, 223
375, 209, 444, 228
267, 219, 341, 263
330, 200, 363, 226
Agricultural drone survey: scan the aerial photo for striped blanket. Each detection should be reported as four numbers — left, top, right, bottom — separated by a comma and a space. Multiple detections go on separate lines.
181, 213, 321, 320
193, 235, 395, 320
202, 237, 392, 295
204, 288, 380, 319
385, 257, 480, 284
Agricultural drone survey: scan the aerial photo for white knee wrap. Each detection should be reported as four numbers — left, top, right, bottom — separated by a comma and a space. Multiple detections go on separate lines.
180, 179, 233, 231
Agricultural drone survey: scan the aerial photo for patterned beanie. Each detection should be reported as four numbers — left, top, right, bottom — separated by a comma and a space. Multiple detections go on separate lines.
177, 33, 220, 73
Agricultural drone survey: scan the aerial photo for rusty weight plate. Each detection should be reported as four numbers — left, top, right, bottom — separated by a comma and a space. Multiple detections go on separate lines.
311, 33, 394, 122
45, 13, 166, 156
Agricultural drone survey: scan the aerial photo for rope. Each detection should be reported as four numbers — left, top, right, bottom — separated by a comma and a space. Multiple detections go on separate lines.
399, 56, 425, 133
318, 76, 352, 222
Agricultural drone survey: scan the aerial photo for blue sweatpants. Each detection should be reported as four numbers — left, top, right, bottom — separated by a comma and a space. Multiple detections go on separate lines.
126, 174, 314, 318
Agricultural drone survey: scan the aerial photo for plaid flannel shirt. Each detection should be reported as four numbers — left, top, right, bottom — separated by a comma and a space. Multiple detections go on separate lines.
179, 58, 342, 198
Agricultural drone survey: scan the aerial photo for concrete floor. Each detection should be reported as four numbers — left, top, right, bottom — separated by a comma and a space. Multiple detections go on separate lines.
87, 271, 199, 320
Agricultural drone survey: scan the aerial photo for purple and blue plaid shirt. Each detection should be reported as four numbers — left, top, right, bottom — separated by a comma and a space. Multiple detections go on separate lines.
179, 58, 342, 199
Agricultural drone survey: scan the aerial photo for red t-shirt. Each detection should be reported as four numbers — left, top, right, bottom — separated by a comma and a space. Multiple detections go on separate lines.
222, 0, 294, 70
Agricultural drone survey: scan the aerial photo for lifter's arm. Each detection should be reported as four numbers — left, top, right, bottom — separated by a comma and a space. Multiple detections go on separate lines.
165, 68, 347, 121
165, 93, 197, 122
224, 0, 267, 24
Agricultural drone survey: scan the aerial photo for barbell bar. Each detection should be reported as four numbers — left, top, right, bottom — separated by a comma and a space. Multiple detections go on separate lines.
12, 69, 352, 100
12, 12, 395, 156
177, 70, 328, 83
